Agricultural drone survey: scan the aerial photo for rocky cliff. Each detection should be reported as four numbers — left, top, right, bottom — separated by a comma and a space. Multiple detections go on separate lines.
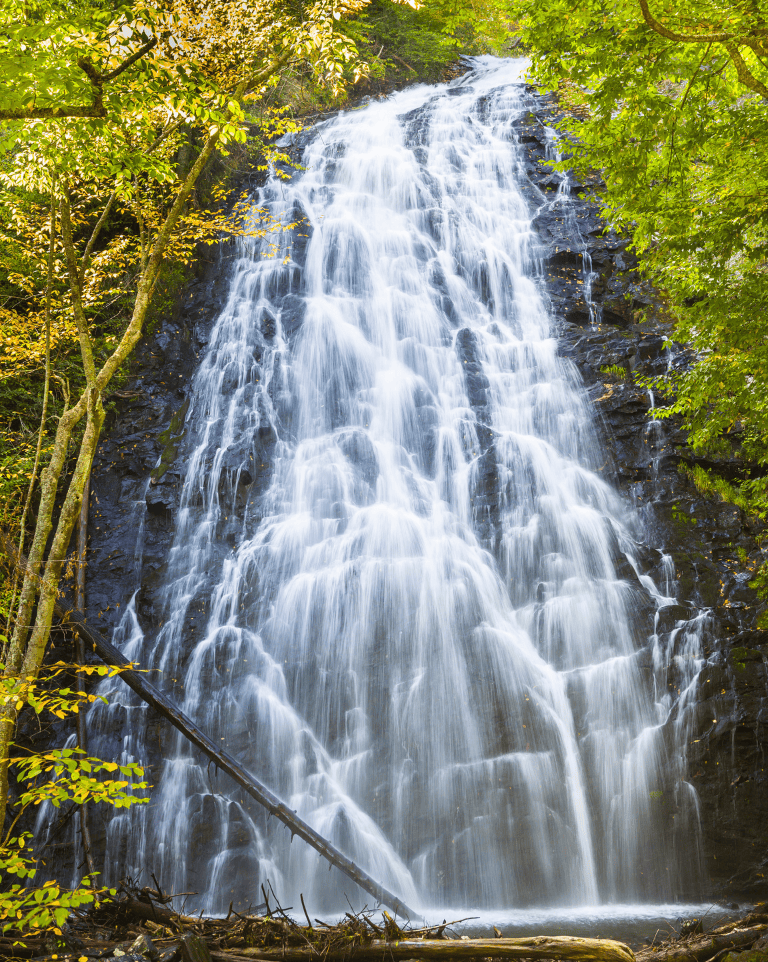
72, 84, 768, 904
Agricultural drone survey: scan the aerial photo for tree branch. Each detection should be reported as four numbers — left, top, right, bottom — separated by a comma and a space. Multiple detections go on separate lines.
638, 0, 732, 42
726, 40, 768, 96
80, 191, 117, 288
0, 38, 157, 122
241, 49, 294, 98
0, 104, 107, 121
638, 1, 768, 98
60, 186, 97, 387
101, 37, 158, 82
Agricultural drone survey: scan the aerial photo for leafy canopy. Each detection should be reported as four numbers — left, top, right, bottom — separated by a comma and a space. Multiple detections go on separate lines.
511, 0, 768, 571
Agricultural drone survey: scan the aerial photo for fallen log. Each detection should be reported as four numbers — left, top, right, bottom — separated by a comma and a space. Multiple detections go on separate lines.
112, 897, 200, 929
209, 935, 636, 962
0, 535, 418, 921
635, 924, 767, 962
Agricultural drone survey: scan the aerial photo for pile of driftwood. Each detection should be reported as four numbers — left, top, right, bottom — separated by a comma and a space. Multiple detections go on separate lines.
1, 881, 765, 962
635, 906, 768, 962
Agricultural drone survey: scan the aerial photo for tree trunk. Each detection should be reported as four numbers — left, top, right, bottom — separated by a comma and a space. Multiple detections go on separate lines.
210, 935, 636, 962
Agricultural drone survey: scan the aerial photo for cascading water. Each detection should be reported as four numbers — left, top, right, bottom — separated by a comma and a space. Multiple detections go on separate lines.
54, 56, 709, 915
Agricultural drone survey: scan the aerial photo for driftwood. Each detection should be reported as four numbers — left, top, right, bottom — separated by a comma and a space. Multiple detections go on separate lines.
209, 936, 636, 962
112, 897, 204, 929
635, 924, 767, 962
0, 534, 417, 920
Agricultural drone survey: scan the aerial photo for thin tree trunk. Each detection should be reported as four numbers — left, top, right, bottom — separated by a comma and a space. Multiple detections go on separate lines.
5, 391, 87, 670
7, 187, 56, 636
75, 468, 97, 884
0, 395, 96, 819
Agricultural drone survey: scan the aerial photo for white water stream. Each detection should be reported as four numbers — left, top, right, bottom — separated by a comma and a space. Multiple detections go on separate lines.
52, 57, 708, 916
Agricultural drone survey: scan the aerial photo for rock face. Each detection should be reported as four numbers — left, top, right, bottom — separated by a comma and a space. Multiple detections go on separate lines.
76, 88, 767, 902
519, 93, 768, 902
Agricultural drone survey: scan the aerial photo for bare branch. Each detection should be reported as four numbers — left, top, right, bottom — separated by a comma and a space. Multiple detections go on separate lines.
0, 104, 106, 121
80, 191, 117, 288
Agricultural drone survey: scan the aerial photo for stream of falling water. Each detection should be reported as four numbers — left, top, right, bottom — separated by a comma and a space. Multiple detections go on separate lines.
50, 56, 709, 915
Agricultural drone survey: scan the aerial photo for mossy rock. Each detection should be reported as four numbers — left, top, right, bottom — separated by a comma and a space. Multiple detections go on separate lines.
722, 951, 768, 962
729, 645, 764, 672
151, 399, 189, 481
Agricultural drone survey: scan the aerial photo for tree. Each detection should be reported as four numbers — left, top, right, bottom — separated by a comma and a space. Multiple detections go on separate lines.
0, 0, 416, 846
510, 0, 768, 581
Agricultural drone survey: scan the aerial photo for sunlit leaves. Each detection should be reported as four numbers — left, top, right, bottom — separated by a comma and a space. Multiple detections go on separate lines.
0, 857, 101, 936
13, 749, 148, 809
0, 659, 145, 935
512, 0, 768, 586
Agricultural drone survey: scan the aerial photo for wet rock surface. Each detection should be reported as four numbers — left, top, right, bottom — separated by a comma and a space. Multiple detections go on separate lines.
523, 92, 768, 901
78, 86, 768, 902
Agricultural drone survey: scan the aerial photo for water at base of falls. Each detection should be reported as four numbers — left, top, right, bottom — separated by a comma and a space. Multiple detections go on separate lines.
49, 56, 709, 915
397, 904, 741, 947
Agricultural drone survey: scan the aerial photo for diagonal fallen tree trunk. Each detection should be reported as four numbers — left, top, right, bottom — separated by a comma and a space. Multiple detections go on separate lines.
209, 935, 636, 962
0, 534, 418, 920
62, 603, 419, 920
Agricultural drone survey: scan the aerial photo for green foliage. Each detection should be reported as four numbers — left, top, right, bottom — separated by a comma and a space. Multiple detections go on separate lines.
0, 854, 101, 936
680, 461, 747, 513
510, 0, 768, 587
349, 0, 457, 76
600, 363, 630, 380
0, 656, 147, 936
347, 0, 515, 79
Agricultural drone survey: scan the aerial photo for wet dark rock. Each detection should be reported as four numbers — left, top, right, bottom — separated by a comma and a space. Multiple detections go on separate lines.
456, 327, 491, 419
338, 429, 379, 489
279, 293, 305, 340
527, 83, 768, 901
218, 444, 256, 489
260, 308, 277, 340
145, 483, 176, 521
180, 933, 211, 962
655, 604, 695, 634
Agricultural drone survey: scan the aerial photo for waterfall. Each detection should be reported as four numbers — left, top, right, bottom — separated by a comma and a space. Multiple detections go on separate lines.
74, 55, 706, 914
